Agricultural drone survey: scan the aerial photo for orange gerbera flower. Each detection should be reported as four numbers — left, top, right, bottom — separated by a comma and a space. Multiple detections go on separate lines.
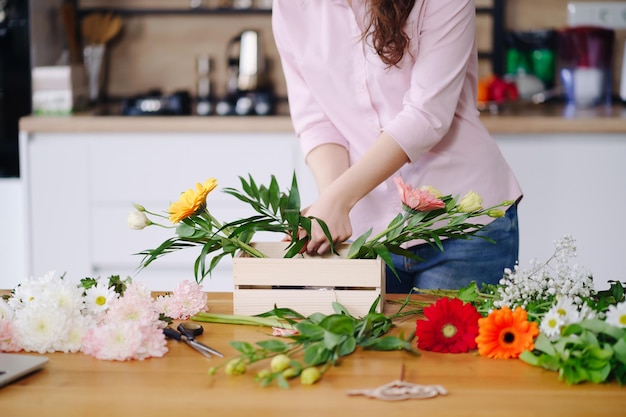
168, 178, 218, 223
475, 306, 539, 359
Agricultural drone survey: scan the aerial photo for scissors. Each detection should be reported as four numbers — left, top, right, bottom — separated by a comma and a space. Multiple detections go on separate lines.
163, 322, 223, 358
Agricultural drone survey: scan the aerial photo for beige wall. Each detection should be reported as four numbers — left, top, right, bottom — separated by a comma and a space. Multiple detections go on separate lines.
37, 0, 624, 101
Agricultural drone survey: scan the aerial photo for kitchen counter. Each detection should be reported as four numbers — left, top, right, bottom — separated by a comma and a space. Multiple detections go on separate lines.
1, 292, 624, 417
19, 103, 626, 134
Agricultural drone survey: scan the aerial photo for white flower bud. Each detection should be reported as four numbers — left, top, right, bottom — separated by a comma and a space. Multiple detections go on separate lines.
127, 211, 151, 230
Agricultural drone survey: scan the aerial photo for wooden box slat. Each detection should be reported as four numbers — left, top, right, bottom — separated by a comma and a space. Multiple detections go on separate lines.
232, 242, 385, 317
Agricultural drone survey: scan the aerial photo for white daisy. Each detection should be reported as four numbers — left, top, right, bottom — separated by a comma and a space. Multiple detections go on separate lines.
84, 283, 118, 315
605, 302, 626, 328
553, 296, 579, 325
540, 308, 565, 339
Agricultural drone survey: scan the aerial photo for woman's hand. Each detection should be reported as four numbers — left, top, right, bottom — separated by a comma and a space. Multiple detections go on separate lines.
300, 192, 352, 255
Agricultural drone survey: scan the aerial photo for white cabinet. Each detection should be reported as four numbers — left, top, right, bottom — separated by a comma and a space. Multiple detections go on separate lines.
495, 133, 626, 290
19, 131, 316, 291
19, 129, 626, 292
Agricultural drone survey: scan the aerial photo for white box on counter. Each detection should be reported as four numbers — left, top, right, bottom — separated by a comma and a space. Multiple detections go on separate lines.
32, 65, 87, 115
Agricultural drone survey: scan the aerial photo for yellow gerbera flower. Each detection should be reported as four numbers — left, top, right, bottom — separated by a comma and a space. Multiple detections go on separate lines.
168, 178, 218, 223
475, 306, 539, 359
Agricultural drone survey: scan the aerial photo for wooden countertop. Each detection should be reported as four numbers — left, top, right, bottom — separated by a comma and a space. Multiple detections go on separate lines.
19, 103, 626, 134
1, 293, 624, 417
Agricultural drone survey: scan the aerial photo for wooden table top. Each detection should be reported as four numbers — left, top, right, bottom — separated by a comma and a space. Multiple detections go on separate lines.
1, 293, 624, 417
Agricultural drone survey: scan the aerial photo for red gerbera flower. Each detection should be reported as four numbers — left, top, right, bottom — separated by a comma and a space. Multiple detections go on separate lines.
415, 297, 481, 353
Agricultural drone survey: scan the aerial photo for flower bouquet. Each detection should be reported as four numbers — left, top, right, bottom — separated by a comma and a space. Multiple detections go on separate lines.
0, 273, 208, 361
130, 173, 511, 284
406, 235, 626, 385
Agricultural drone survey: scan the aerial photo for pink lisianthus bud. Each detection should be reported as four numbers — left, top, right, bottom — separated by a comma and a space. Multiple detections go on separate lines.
458, 191, 483, 213
393, 177, 445, 212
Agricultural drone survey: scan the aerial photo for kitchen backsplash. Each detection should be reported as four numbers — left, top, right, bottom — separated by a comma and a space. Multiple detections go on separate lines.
31, 0, 626, 106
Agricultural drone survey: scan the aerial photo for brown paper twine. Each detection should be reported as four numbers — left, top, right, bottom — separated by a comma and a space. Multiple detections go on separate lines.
346, 365, 447, 401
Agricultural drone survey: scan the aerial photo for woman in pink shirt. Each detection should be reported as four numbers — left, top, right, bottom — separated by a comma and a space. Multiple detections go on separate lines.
272, 0, 523, 292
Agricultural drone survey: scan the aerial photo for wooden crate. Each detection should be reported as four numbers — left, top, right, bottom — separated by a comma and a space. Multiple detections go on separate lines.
232, 242, 385, 317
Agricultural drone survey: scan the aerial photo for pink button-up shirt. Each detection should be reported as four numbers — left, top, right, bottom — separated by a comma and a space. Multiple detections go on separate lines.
272, 0, 522, 238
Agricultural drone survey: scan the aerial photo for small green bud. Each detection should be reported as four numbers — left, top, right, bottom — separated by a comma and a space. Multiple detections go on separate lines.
224, 358, 246, 376
133, 203, 146, 212
300, 367, 321, 385
207, 366, 218, 376
256, 369, 271, 379
487, 209, 505, 218
270, 354, 290, 372
281, 367, 299, 379
502, 200, 514, 206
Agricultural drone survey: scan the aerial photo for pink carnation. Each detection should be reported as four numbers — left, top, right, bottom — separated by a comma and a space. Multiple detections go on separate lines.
0, 320, 21, 352
394, 177, 445, 212
155, 280, 207, 320
82, 321, 166, 361
81, 280, 168, 361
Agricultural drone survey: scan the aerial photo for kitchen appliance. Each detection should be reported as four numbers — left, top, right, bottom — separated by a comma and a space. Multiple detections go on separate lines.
0, 0, 30, 177
121, 90, 192, 116
567, 2, 626, 104
557, 26, 615, 107
216, 30, 274, 116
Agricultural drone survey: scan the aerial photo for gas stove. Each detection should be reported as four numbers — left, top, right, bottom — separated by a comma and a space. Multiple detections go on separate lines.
120, 90, 192, 116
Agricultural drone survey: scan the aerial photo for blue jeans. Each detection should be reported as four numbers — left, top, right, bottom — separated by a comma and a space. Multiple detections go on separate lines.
385, 203, 519, 293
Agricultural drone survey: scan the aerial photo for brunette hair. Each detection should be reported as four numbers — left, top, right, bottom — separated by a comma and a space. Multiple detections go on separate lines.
365, 0, 416, 67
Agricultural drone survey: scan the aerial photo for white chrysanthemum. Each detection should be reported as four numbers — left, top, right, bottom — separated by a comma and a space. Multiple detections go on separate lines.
46, 278, 85, 315
605, 302, 626, 328
0, 299, 14, 321
60, 314, 94, 353
12, 302, 71, 353
8, 277, 46, 310
84, 283, 118, 315
540, 308, 565, 339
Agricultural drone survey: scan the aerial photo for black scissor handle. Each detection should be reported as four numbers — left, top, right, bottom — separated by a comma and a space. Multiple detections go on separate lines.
163, 327, 182, 341
177, 322, 203, 339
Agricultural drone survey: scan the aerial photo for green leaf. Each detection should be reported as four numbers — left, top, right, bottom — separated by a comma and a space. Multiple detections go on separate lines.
331, 302, 352, 316
519, 350, 540, 366
256, 340, 289, 353
318, 315, 355, 335
176, 222, 197, 238
613, 337, 626, 364
295, 322, 325, 340
456, 281, 480, 303
533, 333, 557, 356
303, 343, 331, 366
323, 331, 345, 350
230, 341, 255, 354
360, 335, 412, 351
347, 229, 372, 258
339, 336, 357, 356
587, 364, 612, 384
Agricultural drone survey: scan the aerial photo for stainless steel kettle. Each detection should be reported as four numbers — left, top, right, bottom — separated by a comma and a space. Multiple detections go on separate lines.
227, 30, 266, 93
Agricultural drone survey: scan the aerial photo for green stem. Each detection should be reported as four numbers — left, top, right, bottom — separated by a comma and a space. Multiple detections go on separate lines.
192, 312, 295, 329
200, 211, 267, 258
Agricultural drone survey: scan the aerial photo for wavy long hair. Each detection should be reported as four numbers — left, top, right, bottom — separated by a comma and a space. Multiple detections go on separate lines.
364, 0, 416, 67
